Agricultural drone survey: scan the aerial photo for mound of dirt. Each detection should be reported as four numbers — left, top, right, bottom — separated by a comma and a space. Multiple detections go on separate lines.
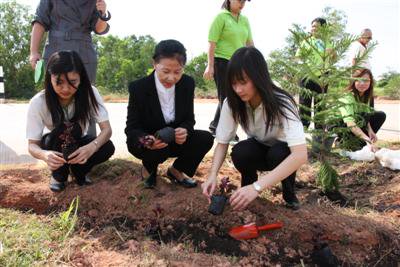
1, 157, 399, 266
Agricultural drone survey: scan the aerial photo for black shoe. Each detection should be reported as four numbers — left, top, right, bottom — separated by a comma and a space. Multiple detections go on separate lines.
76, 175, 93, 186
321, 190, 348, 207
284, 196, 300, 210
141, 167, 157, 189
166, 169, 197, 188
49, 177, 65, 192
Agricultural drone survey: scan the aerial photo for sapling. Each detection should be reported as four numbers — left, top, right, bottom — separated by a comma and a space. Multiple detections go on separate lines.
59, 122, 78, 160
145, 203, 164, 238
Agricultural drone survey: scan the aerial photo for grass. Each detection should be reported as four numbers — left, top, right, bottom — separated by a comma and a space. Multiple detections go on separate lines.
0, 199, 79, 266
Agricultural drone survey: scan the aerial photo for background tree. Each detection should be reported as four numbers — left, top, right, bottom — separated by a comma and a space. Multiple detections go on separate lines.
184, 53, 216, 97
0, 0, 35, 99
94, 35, 156, 94
377, 71, 400, 99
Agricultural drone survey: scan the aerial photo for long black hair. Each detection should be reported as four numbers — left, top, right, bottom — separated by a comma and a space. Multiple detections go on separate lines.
225, 47, 299, 131
347, 68, 374, 107
44, 50, 99, 128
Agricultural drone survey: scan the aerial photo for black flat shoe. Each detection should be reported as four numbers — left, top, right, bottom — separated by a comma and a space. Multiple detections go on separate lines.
285, 200, 300, 210
141, 167, 157, 189
284, 196, 300, 210
49, 177, 65, 192
166, 169, 197, 188
76, 175, 93, 186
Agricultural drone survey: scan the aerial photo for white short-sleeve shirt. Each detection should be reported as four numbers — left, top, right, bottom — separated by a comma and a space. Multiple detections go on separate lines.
349, 41, 372, 70
26, 86, 109, 140
216, 98, 306, 147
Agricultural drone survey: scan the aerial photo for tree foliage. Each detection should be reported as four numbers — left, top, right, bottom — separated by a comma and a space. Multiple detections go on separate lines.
382, 72, 400, 99
184, 53, 216, 95
94, 35, 156, 94
0, 0, 35, 99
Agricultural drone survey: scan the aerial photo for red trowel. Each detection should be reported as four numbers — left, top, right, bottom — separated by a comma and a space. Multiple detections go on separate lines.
229, 221, 283, 240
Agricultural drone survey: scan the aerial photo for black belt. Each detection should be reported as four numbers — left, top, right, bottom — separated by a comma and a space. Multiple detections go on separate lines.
49, 30, 92, 42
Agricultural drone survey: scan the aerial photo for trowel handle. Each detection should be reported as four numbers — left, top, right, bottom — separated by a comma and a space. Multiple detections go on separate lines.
257, 222, 283, 232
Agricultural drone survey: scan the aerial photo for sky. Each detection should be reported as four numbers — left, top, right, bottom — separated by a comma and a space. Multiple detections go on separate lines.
10, 0, 400, 77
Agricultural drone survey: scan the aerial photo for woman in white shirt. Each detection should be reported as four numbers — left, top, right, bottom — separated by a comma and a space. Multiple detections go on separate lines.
26, 50, 115, 192
202, 47, 307, 210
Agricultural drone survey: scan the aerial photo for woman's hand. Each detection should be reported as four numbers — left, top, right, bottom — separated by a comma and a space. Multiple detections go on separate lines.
229, 185, 259, 211
44, 150, 66, 170
29, 52, 41, 69
147, 135, 168, 150
68, 143, 97, 164
201, 175, 218, 203
203, 65, 214, 80
368, 129, 378, 143
175, 127, 188, 144
96, 0, 107, 15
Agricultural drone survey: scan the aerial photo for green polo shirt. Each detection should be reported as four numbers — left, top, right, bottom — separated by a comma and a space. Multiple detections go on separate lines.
296, 36, 332, 77
338, 93, 372, 124
208, 10, 252, 60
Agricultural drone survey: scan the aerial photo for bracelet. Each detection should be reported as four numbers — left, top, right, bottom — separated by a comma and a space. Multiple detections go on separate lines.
92, 140, 99, 150
98, 10, 111, 21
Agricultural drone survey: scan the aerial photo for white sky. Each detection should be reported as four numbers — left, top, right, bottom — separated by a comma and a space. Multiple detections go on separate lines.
11, 0, 400, 77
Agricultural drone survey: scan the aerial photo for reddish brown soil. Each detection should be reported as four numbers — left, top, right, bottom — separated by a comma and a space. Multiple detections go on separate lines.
0, 156, 399, 266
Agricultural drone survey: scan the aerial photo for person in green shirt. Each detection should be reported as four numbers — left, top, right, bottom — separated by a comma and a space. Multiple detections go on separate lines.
203, 0, 253, 138
338, 69, 386, 152
296, 17, 333, 129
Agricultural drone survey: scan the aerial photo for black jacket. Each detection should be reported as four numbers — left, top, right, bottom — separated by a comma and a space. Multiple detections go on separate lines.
125, 72, 196, 148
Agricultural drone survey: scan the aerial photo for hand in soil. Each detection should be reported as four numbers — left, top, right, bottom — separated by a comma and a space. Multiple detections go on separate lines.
44, 150, 66, 170
67, 143, 96, 164
230, 184, 258, 211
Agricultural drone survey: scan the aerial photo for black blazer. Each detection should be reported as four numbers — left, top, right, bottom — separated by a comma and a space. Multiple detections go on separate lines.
125, 72, 196, 148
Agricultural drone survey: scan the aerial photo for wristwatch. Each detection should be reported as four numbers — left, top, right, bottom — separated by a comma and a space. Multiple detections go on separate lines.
252, 182, 262, 193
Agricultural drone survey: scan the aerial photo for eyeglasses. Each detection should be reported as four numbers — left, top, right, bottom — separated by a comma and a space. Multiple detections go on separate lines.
356, 79, 371, 84
362, 36, 372, 40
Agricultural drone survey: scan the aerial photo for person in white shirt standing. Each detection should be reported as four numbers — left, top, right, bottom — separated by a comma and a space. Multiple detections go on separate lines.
350, 29, 373, 71
202, 47, 307, 210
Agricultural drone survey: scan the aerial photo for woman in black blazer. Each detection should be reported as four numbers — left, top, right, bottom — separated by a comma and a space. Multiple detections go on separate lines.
125, 40, 214, 189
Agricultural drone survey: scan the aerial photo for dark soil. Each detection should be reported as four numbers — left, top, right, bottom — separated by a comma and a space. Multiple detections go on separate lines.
1, 155, 399, 266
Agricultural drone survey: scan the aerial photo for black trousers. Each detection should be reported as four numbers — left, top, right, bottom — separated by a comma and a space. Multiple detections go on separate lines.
339, 110, 386, 150
299, 78, 328, 129
41, 133, 115, 183
209, 57, 229, 132
128, 130, 214, 177
231, 138, 297, 203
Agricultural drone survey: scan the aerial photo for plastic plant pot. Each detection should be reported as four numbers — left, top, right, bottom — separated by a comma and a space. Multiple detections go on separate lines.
156, 127, 175, 143
208, 194, 228, 215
